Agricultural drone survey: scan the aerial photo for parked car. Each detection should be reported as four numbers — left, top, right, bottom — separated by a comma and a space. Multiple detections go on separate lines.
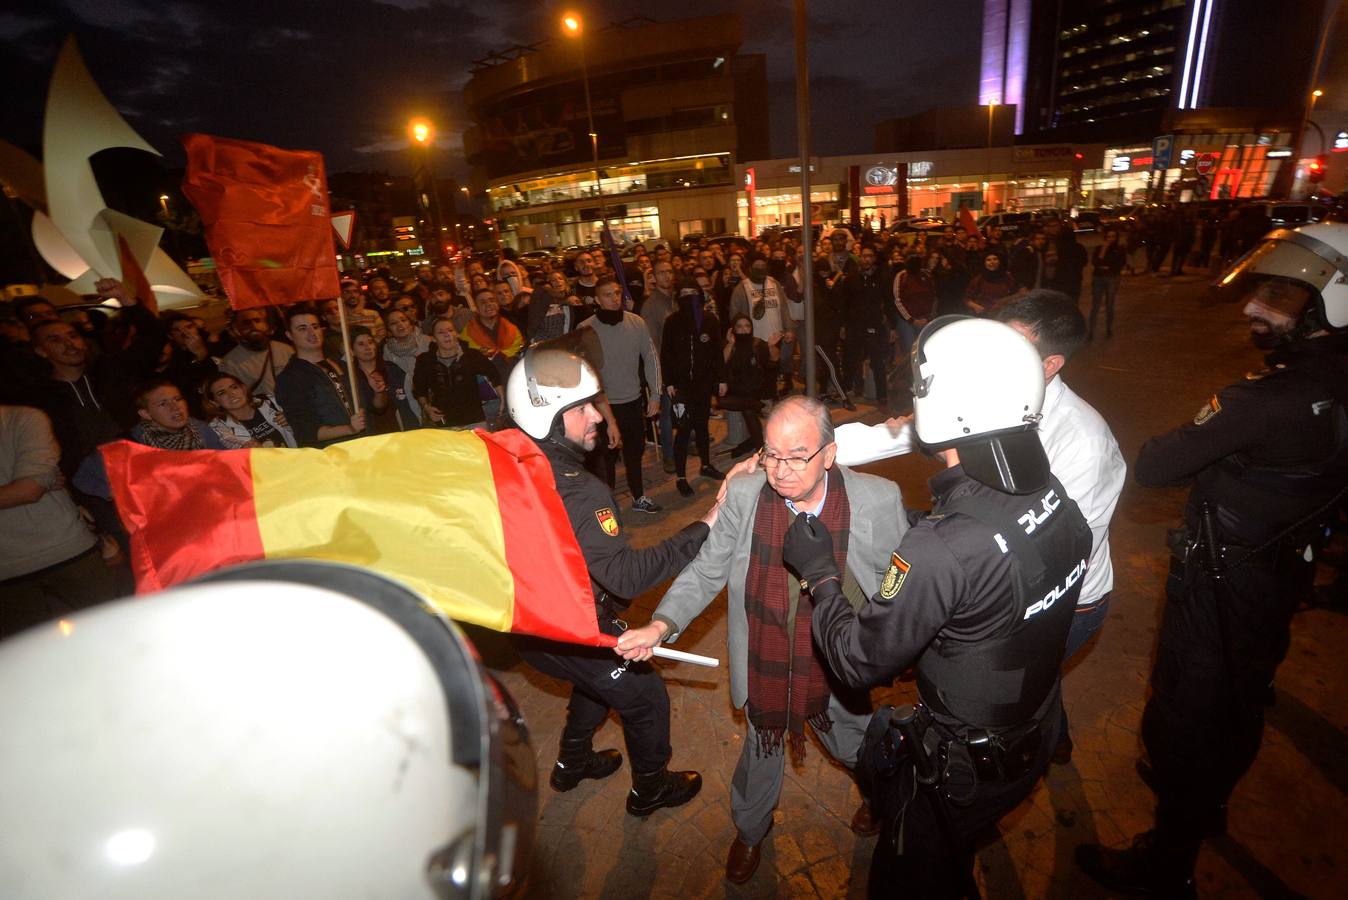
894, 216, 947, 232
976, 211, 1034, 239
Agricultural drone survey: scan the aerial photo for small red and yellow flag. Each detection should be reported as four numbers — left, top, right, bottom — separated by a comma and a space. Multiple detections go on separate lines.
100, 428, 610, 647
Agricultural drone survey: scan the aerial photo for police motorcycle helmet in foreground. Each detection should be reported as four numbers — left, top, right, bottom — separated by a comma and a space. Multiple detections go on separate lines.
0, 561, 536, 900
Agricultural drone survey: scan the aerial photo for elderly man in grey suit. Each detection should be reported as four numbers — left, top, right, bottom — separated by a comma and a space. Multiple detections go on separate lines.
617, 395, 906, 884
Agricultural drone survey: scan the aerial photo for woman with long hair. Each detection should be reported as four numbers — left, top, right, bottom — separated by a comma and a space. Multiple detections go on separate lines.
203, 372, 296, 449
347, 325, 399, 434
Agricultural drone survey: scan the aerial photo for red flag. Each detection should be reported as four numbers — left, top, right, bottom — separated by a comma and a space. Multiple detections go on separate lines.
180, 134, 340, 309
116, 234, 158, 315
959, 206, 979, 237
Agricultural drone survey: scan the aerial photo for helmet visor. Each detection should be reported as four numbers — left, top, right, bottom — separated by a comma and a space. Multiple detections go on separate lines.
1218, 229, 1347, 304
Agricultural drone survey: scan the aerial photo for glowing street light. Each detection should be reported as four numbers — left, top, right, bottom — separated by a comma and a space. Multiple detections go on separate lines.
408, 118, 446, 259
562, 11, 606, 225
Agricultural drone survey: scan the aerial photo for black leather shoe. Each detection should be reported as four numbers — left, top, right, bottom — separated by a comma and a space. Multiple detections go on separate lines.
1075, 832, 1197, 899
676, 478, 694, 497
699, 463, 726, 481
626, 768, 702, 816
549, 739, 622, 792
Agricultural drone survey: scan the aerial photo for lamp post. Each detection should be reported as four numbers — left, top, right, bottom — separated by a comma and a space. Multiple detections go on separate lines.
409, 117, 447, 260
562, 11, 607, 240
984, 101, 997, 214
793, 0, 817, 398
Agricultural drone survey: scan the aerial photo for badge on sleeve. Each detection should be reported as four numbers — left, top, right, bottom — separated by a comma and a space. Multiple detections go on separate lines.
880, 552, 910, 599
595, 507, 620, 537
1193, 395, 1221, 425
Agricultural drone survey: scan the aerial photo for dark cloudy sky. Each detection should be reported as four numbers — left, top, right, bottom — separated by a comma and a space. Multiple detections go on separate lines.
0, 0, 982, 182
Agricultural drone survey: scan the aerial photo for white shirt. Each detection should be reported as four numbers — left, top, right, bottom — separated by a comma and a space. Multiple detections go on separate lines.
833, 375, 1125, 605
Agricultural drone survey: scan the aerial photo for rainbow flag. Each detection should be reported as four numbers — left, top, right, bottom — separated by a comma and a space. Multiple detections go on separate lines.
100, 428, 610, 647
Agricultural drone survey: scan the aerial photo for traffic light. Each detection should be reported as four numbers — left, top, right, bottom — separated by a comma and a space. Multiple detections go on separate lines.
1307, 156, 1327, 185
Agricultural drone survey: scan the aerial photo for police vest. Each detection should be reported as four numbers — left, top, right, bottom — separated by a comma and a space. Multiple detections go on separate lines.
916, 477, 1092, 731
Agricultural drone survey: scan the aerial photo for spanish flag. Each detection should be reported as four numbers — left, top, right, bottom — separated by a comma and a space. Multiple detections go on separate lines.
100, 428, 611, 647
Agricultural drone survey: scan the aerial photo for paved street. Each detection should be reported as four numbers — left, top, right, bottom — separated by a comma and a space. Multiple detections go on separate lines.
471, 271, 1347, 899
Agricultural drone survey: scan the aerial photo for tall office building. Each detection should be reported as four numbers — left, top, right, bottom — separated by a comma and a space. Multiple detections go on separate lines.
983, 0, 1333, 145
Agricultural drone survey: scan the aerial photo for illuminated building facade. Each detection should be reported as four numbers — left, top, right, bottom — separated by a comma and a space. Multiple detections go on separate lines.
463, 15, 768, 250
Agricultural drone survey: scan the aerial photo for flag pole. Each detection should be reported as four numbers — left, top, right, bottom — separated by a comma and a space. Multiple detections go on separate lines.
335, 299, 362, 416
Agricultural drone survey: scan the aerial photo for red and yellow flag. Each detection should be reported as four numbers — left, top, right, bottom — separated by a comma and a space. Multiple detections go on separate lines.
100, 428, 611, 647
180, 133, 340, 309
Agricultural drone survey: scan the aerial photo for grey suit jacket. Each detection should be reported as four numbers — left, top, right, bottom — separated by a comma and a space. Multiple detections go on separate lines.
654, 466, 907, 709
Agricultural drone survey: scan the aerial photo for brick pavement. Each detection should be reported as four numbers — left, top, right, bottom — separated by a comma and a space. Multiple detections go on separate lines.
473, 272, 1348, 898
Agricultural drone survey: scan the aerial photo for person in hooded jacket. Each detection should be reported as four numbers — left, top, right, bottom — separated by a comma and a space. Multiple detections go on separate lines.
662, 280, 729, 497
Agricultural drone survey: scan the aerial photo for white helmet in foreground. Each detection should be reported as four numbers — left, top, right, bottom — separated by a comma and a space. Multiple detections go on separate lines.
506, 333, 603, 441
911, 316, 1049, 494
0, 561, 535, 900
1218, 221, 1348, 331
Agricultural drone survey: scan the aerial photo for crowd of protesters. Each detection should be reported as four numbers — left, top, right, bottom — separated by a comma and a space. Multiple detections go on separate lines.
0, 199, 1275, 639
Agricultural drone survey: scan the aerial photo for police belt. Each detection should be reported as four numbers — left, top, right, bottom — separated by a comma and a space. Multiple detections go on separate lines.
866, 704, 1044, 810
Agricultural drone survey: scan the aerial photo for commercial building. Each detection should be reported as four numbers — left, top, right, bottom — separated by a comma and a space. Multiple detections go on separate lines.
978, 0, 1343, 200
738, 143, 1107, 234
463, 15, 768, 250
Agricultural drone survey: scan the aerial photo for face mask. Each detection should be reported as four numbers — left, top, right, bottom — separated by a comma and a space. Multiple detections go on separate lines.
595, 307, 624, 326
734, 332, 753, 345
750, 268, 768, 283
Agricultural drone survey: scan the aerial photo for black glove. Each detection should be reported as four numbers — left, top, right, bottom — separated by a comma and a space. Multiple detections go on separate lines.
783, 513, 839, 591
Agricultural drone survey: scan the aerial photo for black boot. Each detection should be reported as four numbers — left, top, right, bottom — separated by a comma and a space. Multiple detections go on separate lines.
549, 736, 622, 792
1075, 831, 1197, 899
625, 766, 702, 816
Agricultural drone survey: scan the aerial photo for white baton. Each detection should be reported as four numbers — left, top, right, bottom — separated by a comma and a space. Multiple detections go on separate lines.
651, 646, 720, 667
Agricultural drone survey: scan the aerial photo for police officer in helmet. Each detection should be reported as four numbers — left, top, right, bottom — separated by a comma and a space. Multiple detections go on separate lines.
782, 316, 1092, 897
1077, 223, 1348, 897
505, 336, 718, 815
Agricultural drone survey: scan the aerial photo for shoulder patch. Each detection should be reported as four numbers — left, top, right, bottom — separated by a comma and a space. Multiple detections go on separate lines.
595, 507, 620, 537
1193, 395, 1222, 426
880, 553, 910, 599
1244, 364, 1288, 382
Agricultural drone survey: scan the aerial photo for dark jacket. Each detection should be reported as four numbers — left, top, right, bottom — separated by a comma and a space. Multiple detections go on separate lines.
1009, 240, 1043, 291
275, 356, 356, 448
1135, 332, 1348, 545
723, 335, 777, 406
661, 296, 727, 392
844, 263, 898, 331
411, 347, 500, 428
539, 437, 709, 606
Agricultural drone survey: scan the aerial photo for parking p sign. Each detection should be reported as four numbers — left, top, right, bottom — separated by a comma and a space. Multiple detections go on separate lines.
1152, 135, 1174, 171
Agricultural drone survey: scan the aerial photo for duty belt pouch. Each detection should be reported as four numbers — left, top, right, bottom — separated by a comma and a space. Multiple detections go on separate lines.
1165, 525, 1195, 603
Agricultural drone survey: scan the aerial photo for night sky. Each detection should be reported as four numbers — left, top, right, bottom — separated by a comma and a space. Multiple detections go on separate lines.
0, 0, 982, 182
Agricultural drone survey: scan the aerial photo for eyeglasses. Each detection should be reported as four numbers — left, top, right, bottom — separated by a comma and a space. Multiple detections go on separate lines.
759, 445, 827, 472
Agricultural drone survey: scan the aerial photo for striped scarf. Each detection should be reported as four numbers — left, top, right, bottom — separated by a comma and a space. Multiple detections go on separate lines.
744, 467, 850, 760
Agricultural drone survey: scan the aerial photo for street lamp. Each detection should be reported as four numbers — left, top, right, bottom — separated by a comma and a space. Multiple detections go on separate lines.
409, 117, 447, 260
561, 11, 607, 234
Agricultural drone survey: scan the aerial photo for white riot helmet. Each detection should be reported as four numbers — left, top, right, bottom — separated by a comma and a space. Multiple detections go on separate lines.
506, 332, 603, 440
911, 316, 1049, 494
1218, 222, 1348, 331
0, 561, 535, 900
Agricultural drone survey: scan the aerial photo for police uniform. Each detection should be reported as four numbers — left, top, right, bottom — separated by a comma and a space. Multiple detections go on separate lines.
1130, 331, 1348, 880
806, 464, 1092, 898
518, 437, 709, 776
